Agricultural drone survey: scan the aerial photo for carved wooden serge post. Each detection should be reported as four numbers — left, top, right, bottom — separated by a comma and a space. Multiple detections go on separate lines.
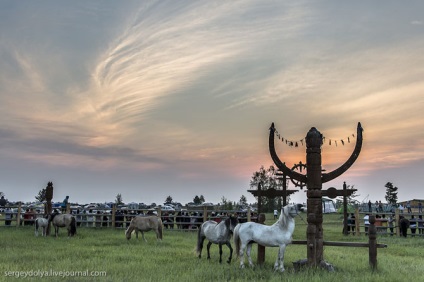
269, 122, 363, 268
45, 181, 54, 236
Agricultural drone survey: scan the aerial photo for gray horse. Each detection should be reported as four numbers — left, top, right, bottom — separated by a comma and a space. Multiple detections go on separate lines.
197, 215, 239, 263
125, 216, 163, 242
49, 213, 77, 237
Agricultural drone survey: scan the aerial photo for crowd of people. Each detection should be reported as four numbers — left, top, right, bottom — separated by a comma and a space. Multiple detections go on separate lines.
361, 199, 424, 238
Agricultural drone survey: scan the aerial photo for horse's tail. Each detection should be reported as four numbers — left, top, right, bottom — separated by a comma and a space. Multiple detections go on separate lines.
158, 218, 163, 240
233, 224, 241, 258
70, 216, 77, 236
196, 223, 203, 256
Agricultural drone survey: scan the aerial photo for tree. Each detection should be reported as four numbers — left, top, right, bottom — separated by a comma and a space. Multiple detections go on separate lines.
249, 165, 281, 212
115, 193, 123, 205
165, 196, 173, 204
239, 195, 248, 207
35, 188, 47, 202
346, 185, 360, 206
193, 195, 202, 205
199, 195, 205, 204
384, 182, 398, 206
220, 196, 234, 211
0, 192, 4, 197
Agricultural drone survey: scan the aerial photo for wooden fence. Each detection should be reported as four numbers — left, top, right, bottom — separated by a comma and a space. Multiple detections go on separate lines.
1, 205, 422, 237
0, 204, 257, 230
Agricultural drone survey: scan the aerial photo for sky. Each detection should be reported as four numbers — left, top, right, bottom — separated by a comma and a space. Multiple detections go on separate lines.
1, 1, 423, 207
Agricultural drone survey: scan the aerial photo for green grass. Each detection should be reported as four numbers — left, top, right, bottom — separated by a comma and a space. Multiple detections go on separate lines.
0, 213, 423, 281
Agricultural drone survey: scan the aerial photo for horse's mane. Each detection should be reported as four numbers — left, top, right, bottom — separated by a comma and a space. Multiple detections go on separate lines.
224, 217, 231, 229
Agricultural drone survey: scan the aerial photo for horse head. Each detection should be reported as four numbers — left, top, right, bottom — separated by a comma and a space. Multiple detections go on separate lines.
125, 226, 133, 240
278, 205, 299, 227
226, 215, 239, 233
287, 204, 299, 218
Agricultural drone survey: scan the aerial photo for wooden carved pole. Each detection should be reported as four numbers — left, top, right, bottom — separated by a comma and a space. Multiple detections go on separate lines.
45, 181, 53, 236
269, 122, 363, 268
343, 182, 348, 236
305, 127, 324, 266
368, 215, 377, 270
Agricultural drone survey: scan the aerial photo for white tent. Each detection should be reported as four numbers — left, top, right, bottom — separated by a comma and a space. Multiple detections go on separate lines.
322, 197, 336, 213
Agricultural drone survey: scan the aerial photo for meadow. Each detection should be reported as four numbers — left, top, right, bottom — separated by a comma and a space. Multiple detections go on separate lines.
1, 213, 423, 282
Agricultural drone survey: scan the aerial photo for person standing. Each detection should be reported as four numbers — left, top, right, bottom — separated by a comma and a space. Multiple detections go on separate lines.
406, 201, 412, 213
23, 209, 31, 226
410, 215, 417, 237
5, 207, 12, 226
418, 201, 422, 214
417, 215, 423, 235
61, 196, 69, 213
368, 200, 372, 213
273, 209, 278, 219
388, 214, 395, 236
364, 214, 370, 235
349, 213, 356, 234
381, 214, 388, 234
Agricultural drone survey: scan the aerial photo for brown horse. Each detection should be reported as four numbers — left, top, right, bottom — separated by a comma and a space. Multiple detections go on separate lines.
125, 216, 163, 242
49, 213, 77, 237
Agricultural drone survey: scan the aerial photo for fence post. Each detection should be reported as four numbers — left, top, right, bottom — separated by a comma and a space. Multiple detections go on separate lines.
395, 208, 400, 237
112, 205, 116, 228
368, 215, 377, 270
66, 203, 70, 214
257, 213, 266, 265
203, 206, 208, 223
354, 208, 359, 236
17, 203, 22, 227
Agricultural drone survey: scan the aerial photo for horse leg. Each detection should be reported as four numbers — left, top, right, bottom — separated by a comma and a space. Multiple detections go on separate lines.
225, 241, 233, 264
218, 243, 223, 263
239, 242, 247, 268
246, 243, 254, 268
197, 236, 205, 259
206, 241, 212, 260
142, 231, 147, 243
274, 245, 286, 272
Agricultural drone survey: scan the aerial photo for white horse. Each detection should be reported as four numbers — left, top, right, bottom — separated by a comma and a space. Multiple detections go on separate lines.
34, 216, 49, 237
196, 215, 239, 263
233, 204, 299, 272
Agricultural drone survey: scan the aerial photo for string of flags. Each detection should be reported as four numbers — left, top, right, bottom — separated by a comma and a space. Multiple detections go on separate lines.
273, 128, 356, 148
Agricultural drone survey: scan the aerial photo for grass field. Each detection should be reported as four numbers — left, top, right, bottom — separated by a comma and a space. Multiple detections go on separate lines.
1, 213, 423, 281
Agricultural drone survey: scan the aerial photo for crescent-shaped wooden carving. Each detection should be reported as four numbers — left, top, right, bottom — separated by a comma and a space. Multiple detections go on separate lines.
269, 122, 363, 185
269, 123, 307, 183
